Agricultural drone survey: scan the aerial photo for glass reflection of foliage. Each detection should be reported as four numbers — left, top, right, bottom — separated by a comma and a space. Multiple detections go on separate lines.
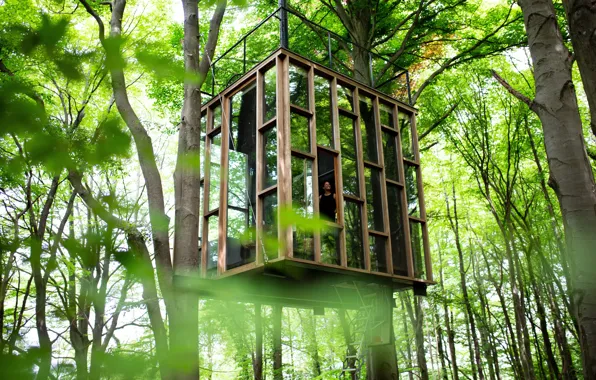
321, 226, 341, 265
387, 184, 407, 276
364, 167, 384, 232
409, 220, 425, 279
207, 215, 219, 277
314, 76, 333, 148
337, 84, 353, 111
379, 103, 394, 128
382, 131, 399, 182
359, 94, 378, 163
227, 84, 257, 270
264, 68, 276, 122
344, 200, 364, 269
212, 104, 222, 130
262, 125, 278, 189
289, 64, 309, 109
262, 192, 278, 260
399, 111, 414, 160
369, 235, 388, 273
290, 112, 310, 152
405, 164, 420, 217
291, 156, 314, 260
200, 115, 206, 179
339, 115, 359, 197
208, 133, 222, 211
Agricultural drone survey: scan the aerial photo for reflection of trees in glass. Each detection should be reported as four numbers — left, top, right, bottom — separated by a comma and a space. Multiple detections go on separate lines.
289, 65, 309, 109
314, 76, 333, 148
209, 133, 222, 211
321, 227, 340, 265
264, 68, 276, 121
227, 85, 257, 269
383, 131, 399, 181
379, 103, 394, 128
365, 167, 384, 232
291, 156, 314, 260
262, 193, 278, 260
339, 115, 359, 196
290, 112, 310, 152
344, 200, 364, 269
337, 84, 353, 111
206, 215, 219, 277
359, 95, 378, 163
369, 235, 387, 273
409, 220, 425, 279
262, 125, 277, 189
212, 104, 222, 129
399, 111, 413, 160
404, 164, 419, 217
387, 184, 407, 276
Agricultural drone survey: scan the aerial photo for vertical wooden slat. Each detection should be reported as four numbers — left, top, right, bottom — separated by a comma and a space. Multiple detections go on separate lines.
201, 107, 213, 277
218, 96, 230, 275
395, 104, 414, 278
353, 87, 371, 272
256, 70, 264, 266
331, 77, 347, 268
308, 65, 322, 263
277, 54, 291, 259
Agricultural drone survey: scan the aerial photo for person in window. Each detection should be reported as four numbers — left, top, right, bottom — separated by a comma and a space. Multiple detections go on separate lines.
319, 181, 336, 222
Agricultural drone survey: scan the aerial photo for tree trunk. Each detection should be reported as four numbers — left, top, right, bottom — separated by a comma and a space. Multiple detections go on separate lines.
367, 287, 399, 380
272, 305, 282, 380
253, 304, 263, 380
504, 0, 596, 377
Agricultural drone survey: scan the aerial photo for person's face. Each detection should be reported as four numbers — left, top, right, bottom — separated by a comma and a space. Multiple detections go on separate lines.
323, 182, 331, 191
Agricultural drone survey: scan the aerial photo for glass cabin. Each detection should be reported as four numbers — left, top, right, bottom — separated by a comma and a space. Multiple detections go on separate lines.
193, 49, 432, 308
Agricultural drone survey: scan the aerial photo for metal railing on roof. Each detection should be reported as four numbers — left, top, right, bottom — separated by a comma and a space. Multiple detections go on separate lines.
201, 6, 412, 105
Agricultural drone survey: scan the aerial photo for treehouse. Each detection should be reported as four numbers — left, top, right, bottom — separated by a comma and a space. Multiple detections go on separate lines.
173, 46, 433, 311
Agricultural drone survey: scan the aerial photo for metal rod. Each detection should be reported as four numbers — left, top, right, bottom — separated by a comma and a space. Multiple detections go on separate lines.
369, 52, 374, 87
279, 0, 289, 49
328, 31, 333, 69
406, 70, 412, 105
212, 63, 215, 96
243, 38, 247, 73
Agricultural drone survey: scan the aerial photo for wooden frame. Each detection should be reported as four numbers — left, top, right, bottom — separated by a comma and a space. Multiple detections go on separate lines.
198, 48, 433, 288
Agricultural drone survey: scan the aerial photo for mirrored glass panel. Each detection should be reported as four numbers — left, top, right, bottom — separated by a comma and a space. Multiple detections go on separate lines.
339, 115, 359, 197
379, 103, 394, 128
227, 84, 257, 269
289, 64, 309, 109
290, 112, 310, 153
264, 67, 276, 122
399, 111, 414, 160
405, 164, 420, 218
317, 148, 337, 222
359, 95, 378, 163
262, 192, 278, 260
314, 76, 333, 148
369, 234, 388, 273
365, 167, 384, 232
206, 215, 219, 277
262, 125, 278, 189
212, 104, 222, 130
383, 131, 399, 182
410, 220, 426, 279
321, 226, 341, 265
292, 156, 314, 260
344, 200, 364, 269
208, 133, 222, 211
387, 184, 407, 276
337, 84, 353, 111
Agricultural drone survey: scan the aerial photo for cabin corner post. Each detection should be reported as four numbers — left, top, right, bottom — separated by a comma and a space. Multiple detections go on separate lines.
277, 53, 292, 259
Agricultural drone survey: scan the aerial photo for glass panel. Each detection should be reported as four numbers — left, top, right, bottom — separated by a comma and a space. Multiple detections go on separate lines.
344, 200, 364, 269
227, 84, 257, 270
206, 215, 219, 277
290, 112, 310, 152
200, 114, 206, 179
399, 111, 414, 160
369, 235, 388, 273
262, 192, 278, 260
405, 164, 420, 218
208, 133, 222, 211
410, 220, 426, 279
383, 131, 399, 182
317, 148, 337, 222
337, 84, 353, 111
387, 184, 407, 276
314, 76, 333, 148
365, 167, 384, 232
359, 95, 378, 163
292, 156, 314, 260
321, 226, 341, 265
262, 125, 278, 189
379, 103, 394, 128
289, 64, 309, 109
212, 104, 222, 130
339, 115, 359, 197
264, 67, 276, 122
